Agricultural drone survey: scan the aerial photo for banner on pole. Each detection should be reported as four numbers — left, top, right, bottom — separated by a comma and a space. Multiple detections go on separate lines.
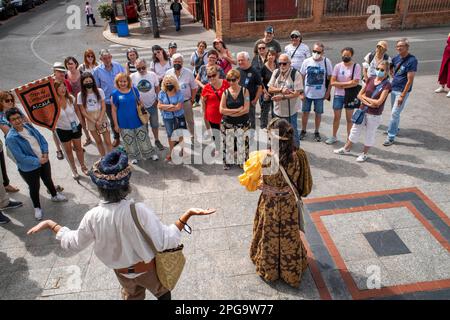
14, 77, 60, 131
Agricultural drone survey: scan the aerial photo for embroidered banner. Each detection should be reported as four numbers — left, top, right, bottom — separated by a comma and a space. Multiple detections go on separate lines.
14, 77, 60, 131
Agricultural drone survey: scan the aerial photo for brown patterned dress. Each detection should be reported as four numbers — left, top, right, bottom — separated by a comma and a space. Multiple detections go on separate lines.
250, 149, 313, 287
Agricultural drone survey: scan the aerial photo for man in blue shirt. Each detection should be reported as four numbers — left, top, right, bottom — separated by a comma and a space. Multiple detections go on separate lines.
93, 49, 125, 147
384, 39, 418, 146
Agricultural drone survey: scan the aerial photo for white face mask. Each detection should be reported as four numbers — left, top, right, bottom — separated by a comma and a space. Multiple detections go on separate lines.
312, 52, 321, 60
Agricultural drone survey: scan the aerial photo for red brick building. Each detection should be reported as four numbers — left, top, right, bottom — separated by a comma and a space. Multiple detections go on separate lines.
184, 0, 450, 41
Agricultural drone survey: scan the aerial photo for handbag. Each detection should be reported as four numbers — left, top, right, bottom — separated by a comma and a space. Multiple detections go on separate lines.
279, 163, 306, 233
131, 87, 149, 126
130, 203, 185, 291
344, 63, 362, 108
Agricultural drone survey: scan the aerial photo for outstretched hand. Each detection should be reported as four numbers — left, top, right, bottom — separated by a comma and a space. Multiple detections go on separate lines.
185, 208, 216, 216
27, 220, 55, 235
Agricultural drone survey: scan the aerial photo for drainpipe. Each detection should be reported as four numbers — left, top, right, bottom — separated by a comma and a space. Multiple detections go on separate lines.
401, 0, 410, 30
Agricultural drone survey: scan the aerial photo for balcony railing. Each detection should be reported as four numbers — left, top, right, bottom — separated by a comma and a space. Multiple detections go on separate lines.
408, 0, 450, 12
323, 0, 385, 17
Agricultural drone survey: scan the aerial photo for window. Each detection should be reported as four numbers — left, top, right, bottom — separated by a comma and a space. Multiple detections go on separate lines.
247, 0, 264, 21
326, 0, 349, 14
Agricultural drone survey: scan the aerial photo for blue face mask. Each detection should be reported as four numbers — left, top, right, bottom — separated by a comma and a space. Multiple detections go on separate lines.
375, 70, 385, 78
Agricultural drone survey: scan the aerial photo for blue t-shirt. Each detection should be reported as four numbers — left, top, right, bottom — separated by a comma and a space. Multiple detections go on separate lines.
391, 54, 418, 92
111, 87, 142, 129
158, 90, 185, 119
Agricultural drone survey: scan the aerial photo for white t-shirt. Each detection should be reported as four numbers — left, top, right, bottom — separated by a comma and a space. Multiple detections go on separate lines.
165, 67, 198, 100
285, 43, 311, 71
332, 62, 362, 96
57, 99, 80, 130
150, 59, 173, 81
300, 57, 333, 99
131, 71, 159, 108
363, 52, 392, 79
77, 88, 105, 113
19, 129, 42, 159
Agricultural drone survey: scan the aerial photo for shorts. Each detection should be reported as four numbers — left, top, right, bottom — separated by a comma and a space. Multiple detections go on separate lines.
145, 105, 159, 129
163, 116, 187, 138
56, 124, 82, 143
86, 110, 109, 132
302, 98, 324, 114
332, 95, 345, 110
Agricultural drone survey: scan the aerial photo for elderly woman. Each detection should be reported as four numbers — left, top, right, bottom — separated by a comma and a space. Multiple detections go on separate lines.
111, 73, 158, 164
0, 91, 20, 193
27, 149, 216, 300
157, 75, 186, 162
334, 60, 392, 162
201, 65, 229, 155
213, 38, 236, 74
219, 69, 250, 170
249, 118, 312, 287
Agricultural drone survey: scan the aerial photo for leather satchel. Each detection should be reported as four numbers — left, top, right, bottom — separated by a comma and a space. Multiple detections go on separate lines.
279, 164, 306, 233
130, 203, 185, 291
131, 87, 149, 126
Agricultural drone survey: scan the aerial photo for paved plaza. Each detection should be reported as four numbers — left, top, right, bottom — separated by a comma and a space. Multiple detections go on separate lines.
0, 1, 449, 300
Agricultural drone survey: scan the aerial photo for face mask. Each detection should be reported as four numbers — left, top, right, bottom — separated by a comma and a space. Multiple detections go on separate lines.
174, 64, 182, 71
312, 53, 321, 60
342, 56, 352, 63
84, 83, 94, 89
166, 84, 175, 91
375, 70, 385, 78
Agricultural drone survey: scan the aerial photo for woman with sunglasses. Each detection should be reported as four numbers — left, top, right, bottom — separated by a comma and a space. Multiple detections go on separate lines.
0, 91, 21, 193
65, 56, 93, 147
249, 118, 312, 288
78, 72, 112, 157
284, 30, 310, 71
213, 38, 236, 75
150, 45, 172, 85
260, 48, 278, 129
219, 69, 250, 170
334, 60, 392, 162
201, 65, 230, 156
78, 49, 98, 74
54, 80, 89, 179
252, 43, 267, 77
125, 47, 139, 75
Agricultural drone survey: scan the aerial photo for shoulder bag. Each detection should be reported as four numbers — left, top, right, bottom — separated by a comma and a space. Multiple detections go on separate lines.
279, 163, 306, 233
130, 203, 185, 291
131, 87, 149, 126
343, 63, 362, 108
352, 79, 389, 125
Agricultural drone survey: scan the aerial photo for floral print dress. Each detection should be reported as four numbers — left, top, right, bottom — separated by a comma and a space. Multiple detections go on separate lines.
250, 149, 313, 287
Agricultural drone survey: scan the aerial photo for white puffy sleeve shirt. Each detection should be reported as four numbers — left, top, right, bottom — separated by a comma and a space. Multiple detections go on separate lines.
56, 199, 182, 270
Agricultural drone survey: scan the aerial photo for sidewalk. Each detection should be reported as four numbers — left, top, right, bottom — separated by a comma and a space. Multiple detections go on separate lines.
103, 3, 216, 50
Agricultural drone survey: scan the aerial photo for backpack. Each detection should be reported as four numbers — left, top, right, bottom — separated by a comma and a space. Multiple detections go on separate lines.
194, 51, 207, 74
368, 51, 389, 65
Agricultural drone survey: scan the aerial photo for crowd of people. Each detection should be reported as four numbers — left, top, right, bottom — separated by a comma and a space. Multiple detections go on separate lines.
3, 26, 448, 299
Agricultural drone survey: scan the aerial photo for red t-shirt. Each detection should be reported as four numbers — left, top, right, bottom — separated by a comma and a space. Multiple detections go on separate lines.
201, 80, 230, 124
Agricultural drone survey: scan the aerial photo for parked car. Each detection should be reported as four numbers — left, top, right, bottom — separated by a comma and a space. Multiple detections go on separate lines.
11, 0, 34, 12
0, 0, 18, 19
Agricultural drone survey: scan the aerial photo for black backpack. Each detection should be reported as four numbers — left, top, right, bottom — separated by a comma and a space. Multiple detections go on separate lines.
194, 52, 207, 74
368, 51, 389, 65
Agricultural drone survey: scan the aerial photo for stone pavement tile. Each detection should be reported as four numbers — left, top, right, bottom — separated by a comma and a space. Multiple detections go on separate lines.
23, 245, 59, 271
332, 233, 378, 262
217, 248, 255, 278
0, 247, 28, 272
320, 269, 352, 300
364, 230, 411, 257
41, 265, 85, 297
81, 255, 120, 291
232, 274, 280, 300
436, 201, 450, 219
226, 224, 254, 250
194, 228, 230, 253
352, 211, 392, 234
77, 289, 121, 300
320, 213, 361, 237
380, 254, 441, 285
37, 293, 79, 300
52, 246, 93, 273
0, 273, 13, 299
309, 243, 337, 273
0, 226, 27, 250
379, 207, 422, 229
411, 200, 440, 221
395, 227, 448, 257
1, 268, 50, 299
411, 288, 450, 300
420, 183, 450, 203
276, 269, 321, 300
345, 258, 394, 290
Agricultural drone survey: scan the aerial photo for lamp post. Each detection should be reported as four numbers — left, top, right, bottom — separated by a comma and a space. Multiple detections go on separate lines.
149, 0, 160, 38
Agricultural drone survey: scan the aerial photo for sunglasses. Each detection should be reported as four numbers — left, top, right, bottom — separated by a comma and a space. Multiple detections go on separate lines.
87, 55, 94, 58
279, 62, 289, 66
207, 74, 217, 78
3, 99, 13, 103
227, 78, 238, 82
290, 35, 299, 39
258, 47, 266, 50
137, 66, 146, 71
376, 68, 385, 71
312, 50, 322, 54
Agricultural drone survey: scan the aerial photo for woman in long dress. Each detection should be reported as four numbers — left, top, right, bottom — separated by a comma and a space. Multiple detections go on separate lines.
249, 118, 313, 287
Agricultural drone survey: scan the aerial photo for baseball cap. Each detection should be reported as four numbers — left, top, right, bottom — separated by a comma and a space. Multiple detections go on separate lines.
265, 26, 274, 33
52, 62, 66, 72
377, 40, 388, 50
290, 30, 302, 38
168, 42, 177, 49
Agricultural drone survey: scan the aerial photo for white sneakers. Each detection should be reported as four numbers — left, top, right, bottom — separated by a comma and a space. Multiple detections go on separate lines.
151, 154, 159, 161
356, 153, 369, 162
131, 159, 138, 164
34, 208, 43, 221
334, 148, 368, 162
51, 193, 67, 202
435, 86, 450, 97
333, 147, 351, 154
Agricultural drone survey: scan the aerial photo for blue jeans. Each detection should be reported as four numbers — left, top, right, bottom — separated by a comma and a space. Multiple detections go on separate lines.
274, 113, 300, 147
387, 91, 410, 140
173, 14, 181, 30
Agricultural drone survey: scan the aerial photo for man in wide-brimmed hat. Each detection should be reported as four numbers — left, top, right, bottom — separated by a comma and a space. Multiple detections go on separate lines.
28, 149, 215, 300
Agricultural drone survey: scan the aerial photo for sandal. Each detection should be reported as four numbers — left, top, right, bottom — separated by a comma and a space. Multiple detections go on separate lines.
56, 150, 64, 160
5, 185, 19, 193
83, 138, 92, 147
81, 166, 89, 176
